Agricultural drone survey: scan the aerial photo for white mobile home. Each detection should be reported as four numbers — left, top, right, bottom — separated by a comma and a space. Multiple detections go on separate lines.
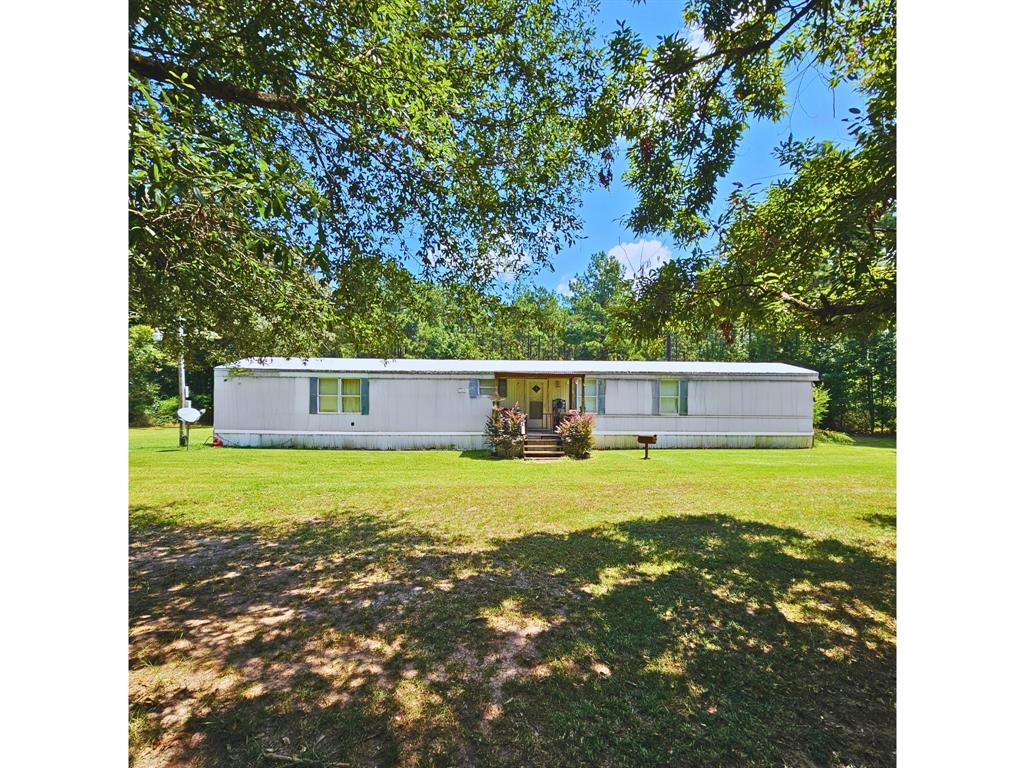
213, 358, 819, 450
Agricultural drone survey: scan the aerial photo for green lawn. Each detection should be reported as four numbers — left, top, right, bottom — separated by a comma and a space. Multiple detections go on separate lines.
130, 427, 895, 768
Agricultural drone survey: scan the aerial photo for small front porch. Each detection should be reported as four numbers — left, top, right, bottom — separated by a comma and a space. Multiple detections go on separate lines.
494, 372, 585, 432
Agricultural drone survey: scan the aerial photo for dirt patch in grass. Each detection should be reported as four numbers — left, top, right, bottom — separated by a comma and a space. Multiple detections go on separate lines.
130, 509, 895, 768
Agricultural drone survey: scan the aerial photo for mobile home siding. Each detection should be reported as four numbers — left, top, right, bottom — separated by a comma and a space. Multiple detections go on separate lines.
591, 378, 812, 448
214, 359, 817, 450
216, 374, 493, 436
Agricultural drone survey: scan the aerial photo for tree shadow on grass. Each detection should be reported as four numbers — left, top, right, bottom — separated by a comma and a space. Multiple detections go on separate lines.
457, 450, 501, 460
847, 436, 896, 450
130, 509, 895, 767
861, 513, 896, 529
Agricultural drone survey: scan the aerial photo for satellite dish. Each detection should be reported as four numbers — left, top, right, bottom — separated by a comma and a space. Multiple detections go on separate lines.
177, 407, 202, 424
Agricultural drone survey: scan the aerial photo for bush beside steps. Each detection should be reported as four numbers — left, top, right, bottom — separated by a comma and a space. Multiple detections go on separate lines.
556, 410, 595, 459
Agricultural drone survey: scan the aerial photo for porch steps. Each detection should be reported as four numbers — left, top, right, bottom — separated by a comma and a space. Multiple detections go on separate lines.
523, 433, 565, 460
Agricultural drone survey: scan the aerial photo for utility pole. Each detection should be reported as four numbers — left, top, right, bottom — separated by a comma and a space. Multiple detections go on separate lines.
177, 321, 188, 447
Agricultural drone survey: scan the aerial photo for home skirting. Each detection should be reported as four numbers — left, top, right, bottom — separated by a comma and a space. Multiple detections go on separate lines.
214, 430, 813, 450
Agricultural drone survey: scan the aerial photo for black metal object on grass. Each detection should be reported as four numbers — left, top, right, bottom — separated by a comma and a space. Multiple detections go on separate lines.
638, 434, 657, 460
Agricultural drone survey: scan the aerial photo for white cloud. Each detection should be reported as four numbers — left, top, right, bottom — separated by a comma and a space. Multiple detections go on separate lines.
607, 239, 672, 278
490, 231, 549, 282
729, 10, 755, 32
556, 275, 573, 297
685, 25, 714, 56
623, 25, 713, 122
683, 11, 750, 60
494, 248, 531, 282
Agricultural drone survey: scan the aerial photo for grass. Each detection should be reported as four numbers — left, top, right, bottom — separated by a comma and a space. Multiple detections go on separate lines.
130, 427, 895, 768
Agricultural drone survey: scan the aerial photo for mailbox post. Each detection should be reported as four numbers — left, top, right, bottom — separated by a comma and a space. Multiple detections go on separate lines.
638, 434, 657, 459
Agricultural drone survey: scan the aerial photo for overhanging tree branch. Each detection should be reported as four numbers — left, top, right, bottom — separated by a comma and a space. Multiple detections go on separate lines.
778, 290, 893, 321
129, 51, 308, 112
131, 50, 434, 155
672, 0, 826, 74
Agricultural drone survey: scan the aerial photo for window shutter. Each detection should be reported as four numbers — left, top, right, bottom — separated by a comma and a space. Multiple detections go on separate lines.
651, 380, 659, 414
498, 378, 508, 398
469, 379, 480, 398
360, 378, 370, 415
597, 379, 606, 415
678, 380, 688, 415
309, 378, 318, 414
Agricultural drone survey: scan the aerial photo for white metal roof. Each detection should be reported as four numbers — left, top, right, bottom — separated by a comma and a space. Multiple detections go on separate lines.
219, 357, 818, 379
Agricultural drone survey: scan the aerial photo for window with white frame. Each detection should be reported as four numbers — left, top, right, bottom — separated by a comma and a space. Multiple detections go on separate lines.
478, 378, 497, 397
583, 380, 598, 412
319, 378, 361, 413
659, 378, 679, 415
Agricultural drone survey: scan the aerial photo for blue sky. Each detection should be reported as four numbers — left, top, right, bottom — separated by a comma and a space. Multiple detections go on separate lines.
522, 0, 863, 297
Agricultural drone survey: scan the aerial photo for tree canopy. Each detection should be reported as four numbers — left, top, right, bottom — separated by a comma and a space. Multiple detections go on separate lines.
602, 0, 895, 338
129, 0, 897, 430
129, 0, 604, 358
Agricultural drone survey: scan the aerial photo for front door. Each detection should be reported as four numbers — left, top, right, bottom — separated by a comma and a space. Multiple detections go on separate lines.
526, 378, 546, 430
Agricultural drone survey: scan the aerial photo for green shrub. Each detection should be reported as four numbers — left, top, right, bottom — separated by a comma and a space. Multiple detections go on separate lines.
814, 429, 854, 445
129, 324, 173, 425
557, 410, 594, 459
155, 396, 181, 425
129, 405, 157, 428
812, 385, 830, 429
834, 412, 873, 434
485, 406, 526, 458
191, 394, 214, 424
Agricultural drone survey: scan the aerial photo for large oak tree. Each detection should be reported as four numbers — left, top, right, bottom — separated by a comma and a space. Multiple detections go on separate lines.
600, 0, 895, 338
129, 0, 604, 359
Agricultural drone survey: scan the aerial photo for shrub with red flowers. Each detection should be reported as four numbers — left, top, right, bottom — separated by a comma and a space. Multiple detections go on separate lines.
484, 405, 526, 458
556, 409, 594, 459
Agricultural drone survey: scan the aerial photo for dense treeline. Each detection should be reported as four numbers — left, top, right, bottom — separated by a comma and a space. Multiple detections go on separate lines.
129, 325, 217, 427
130, 252, 894, 433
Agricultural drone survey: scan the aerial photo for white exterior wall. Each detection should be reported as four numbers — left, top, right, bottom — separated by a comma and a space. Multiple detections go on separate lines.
593, 377, 812, 449
214, 369, 814, 450
214, 371, 494, 449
